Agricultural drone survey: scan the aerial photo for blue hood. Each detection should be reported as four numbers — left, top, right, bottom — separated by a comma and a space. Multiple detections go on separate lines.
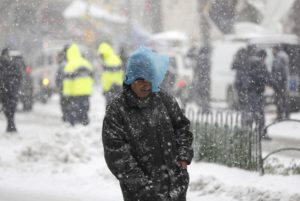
124, 47, 169, 92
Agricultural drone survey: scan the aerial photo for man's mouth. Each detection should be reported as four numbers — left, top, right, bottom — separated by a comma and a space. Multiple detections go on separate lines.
141, 89, 150, 93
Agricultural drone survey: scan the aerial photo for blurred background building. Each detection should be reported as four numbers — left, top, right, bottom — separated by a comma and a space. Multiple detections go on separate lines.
0, 0, 300, 63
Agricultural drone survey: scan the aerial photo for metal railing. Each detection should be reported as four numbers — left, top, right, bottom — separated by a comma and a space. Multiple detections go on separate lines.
187, 107, 300, 175
259, 119, 300, 175
186, 108, 260, 171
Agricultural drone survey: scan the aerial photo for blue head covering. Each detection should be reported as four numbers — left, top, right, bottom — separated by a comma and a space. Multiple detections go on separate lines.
124, 47, 169, 92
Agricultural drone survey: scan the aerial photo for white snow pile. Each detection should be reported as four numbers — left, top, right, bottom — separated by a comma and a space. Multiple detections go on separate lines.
18, 131, 95, 164
190, 175, 300, 201
10, 125, 103, 174
188, 162, 300, 201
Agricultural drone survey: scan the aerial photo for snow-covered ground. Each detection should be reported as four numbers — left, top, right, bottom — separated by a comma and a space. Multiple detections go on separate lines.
0, 91, 300, 201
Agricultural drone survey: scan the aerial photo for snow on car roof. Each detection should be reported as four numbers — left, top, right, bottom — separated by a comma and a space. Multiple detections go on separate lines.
224, 34, 299, 45
249, 35, 299, 45
150, 31, 188, 41
9, 50, 22, 57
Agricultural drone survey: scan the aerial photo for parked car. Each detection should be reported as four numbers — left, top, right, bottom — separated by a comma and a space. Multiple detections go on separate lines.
146, 31, 195, 108
31, 46, 61, 103
146, 31, 190, 54
159, 51, 194, 109
9, 50, 34, 111
210, 34, 300, 112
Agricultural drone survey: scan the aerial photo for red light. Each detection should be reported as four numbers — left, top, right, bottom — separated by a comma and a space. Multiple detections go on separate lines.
25, 66, 32, 75
177, 80, 186, 88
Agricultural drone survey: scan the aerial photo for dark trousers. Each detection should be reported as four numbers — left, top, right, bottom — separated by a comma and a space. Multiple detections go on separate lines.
65, 96, 90, 126
60, 95, 68, 122
274, 89, 289, 120
241, 93, 265, 136
1, 93, 18, 132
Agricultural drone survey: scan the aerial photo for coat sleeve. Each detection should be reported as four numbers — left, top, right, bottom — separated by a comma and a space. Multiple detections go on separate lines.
162, 92, 194, 164
102, 102, 165, 201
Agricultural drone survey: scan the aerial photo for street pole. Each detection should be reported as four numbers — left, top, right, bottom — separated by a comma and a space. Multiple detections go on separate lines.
195, 0, 211, 110
125, 0, 132, 51
198, 0, 210, 47
151, 0, 163, 33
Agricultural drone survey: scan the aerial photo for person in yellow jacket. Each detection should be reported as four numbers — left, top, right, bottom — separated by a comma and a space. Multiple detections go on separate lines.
97, 42, 124, 104
63, 43, 94, 126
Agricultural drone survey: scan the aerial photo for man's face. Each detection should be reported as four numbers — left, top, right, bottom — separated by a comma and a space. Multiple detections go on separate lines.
131, 79, 152, 98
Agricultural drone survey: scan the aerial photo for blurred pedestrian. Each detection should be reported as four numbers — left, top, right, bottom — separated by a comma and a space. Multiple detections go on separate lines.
160, 62, 176, 95
232, 47, 249, 109
0, 48, 22, 132
62, 43, 94, 126
243, 47, 271, 138
119, 44, 128, 68
97, 42, 124, 105
271, 46, 290, 120
102, 47, 193, 201
55, 45, 68, 122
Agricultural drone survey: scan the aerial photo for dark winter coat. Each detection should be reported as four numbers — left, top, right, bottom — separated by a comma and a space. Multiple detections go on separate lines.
271, 50, 290, 118
247, 56, 270, 94
271, 50, 289, 92
0, 55, 22, 100
102, 86, 193, 201
232, 48, 250, 105
242, 55, 270, 115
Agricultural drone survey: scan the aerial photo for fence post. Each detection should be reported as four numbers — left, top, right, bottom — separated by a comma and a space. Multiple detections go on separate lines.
258, 127, 264, 175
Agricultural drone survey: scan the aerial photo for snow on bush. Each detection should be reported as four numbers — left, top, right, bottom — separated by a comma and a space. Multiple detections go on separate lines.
264, 157, 300, 175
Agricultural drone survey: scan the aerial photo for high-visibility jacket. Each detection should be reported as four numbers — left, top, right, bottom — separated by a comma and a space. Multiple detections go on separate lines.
98, 42, 124, 92
63, 44, 93, 96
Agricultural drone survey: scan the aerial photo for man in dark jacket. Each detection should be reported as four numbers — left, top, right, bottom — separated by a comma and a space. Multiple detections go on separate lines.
55, 46, 68, 122
102, 47, 194, 201
271, 46, 289, 120
243, 48, 271, 138
0, 48, 22, 132
232, 47, 249, 109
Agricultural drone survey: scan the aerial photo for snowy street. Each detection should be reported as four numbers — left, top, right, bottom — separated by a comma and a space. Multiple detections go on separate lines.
0, 92, 300, 201
1, 0, 300, 200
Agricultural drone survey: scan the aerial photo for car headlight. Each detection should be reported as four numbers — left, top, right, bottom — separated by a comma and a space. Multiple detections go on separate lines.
42, 78, 50, 86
